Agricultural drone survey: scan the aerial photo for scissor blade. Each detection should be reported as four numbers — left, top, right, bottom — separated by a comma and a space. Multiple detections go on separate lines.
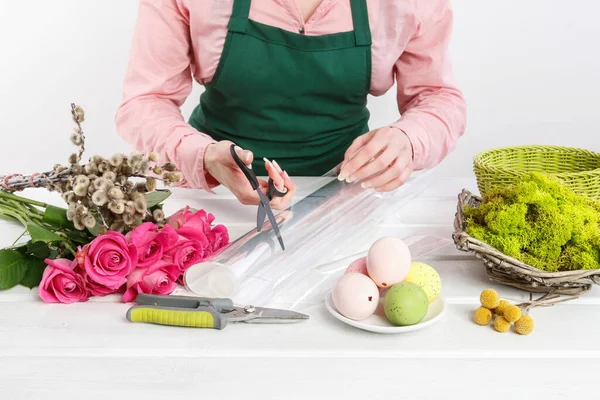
257, 202, 266, 232
257, 191, 285, 250
240, 307, 309, 324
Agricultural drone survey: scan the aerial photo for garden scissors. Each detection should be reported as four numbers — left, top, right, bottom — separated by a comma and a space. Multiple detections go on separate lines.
230, 144, 286, 250
126, 293, 309, 330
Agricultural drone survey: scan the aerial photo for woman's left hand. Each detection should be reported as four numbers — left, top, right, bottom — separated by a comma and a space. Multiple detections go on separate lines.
337, 127, 414, 192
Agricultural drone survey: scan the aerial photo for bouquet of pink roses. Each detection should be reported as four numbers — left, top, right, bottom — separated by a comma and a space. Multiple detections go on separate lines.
40, 207, 228, 303
0, 104, 229, 302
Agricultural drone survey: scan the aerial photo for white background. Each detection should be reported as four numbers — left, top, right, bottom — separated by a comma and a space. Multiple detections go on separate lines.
1, 0, 599, 178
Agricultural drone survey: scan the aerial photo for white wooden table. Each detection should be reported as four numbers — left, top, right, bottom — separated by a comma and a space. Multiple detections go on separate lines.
1, 177, 597, 400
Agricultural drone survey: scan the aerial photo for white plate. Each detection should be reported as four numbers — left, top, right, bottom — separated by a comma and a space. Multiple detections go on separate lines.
325, 291, 446, 334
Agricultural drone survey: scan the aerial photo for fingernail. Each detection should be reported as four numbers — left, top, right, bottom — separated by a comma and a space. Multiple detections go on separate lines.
234, 145, 244, 152
337, 174, 346, 181
361, 182, 371, 189
283, 171, 290, 179
263, 157, 273, 168
272, 160, 283, 173
346, 177, 354, 183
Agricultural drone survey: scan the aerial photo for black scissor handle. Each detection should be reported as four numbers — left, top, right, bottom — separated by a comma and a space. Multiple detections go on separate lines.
230, 144, 260, 190
268, 178, 287, 200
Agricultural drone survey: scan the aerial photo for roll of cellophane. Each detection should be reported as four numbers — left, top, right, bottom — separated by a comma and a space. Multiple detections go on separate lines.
184, 168, 448, 309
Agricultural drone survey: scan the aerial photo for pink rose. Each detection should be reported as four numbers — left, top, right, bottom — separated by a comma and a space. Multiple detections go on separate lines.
81, 231, 137, 291
127, 222, 178, 268
164, 237, 205, 274
122, 260, 180, 303
39, 258, 89, 304
167, 207, 213, 241
208, 224, 230, 252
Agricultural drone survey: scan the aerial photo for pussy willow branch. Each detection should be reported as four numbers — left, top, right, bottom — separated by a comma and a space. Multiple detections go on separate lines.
70, 103, 85, 161
0, 169, 71, 193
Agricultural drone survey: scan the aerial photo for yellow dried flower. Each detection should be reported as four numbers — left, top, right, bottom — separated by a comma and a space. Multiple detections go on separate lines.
493, 316, 511, 333
494, 300, 511, 316
480, 289, 500, 309
503, 305, 522, 323
148, 152, 159, 162
152, 166, 163, 175
473, 307, 492, 326
514, 315, 534, 335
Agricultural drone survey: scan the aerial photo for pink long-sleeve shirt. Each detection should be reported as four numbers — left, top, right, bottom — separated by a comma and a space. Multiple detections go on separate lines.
116, 0, 466, 190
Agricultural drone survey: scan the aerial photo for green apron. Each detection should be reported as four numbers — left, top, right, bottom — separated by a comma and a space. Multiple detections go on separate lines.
189, 0, 372, 176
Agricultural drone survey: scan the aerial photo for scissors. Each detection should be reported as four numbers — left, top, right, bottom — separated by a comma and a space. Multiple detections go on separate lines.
126, 293, 309, 330
230, 144, 286, 250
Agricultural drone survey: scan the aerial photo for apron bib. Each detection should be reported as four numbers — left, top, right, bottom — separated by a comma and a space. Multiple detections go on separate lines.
189, 0, 372, 176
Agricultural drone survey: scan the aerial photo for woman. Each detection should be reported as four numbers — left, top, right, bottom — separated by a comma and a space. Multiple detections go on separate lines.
116, 0, 466, 210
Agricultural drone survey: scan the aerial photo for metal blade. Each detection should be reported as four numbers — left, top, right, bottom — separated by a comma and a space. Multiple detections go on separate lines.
257, 202, 266, 232
252, 307, 309, 323
257, 191, 285, 250
226, 305, 309, 324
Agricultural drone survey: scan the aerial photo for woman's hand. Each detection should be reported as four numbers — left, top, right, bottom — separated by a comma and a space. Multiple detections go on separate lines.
204, 141, 296, 210
337, 127, 414, 192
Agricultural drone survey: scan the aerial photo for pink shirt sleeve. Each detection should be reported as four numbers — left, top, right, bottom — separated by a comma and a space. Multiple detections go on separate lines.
391, 0, 467, 171
115, 0, 217, 191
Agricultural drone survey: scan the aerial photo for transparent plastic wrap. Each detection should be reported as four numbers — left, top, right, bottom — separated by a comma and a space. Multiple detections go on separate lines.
184, 169, 448, 308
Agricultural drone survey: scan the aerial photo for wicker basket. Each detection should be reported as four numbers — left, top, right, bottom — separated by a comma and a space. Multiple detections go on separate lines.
453, 189, 600, 295
474, 145, 600, 200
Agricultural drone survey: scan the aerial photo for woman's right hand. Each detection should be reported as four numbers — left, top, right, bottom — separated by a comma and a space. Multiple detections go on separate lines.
203, 141, 296, 210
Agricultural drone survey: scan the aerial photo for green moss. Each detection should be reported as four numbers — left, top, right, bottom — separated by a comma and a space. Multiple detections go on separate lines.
465, 172, 600, 272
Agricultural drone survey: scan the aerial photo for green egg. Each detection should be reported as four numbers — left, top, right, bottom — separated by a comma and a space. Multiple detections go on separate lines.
383, 282, 429, 326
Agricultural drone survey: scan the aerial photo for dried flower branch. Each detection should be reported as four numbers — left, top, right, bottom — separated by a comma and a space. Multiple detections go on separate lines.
0, 104, 184, 234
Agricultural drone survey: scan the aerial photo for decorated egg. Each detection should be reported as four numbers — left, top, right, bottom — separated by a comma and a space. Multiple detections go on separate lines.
383, 282, 429, 326
345, 257, 368, 276
331, 273, 380, 321
366, 237, 411, 288
403, 262, 442, 303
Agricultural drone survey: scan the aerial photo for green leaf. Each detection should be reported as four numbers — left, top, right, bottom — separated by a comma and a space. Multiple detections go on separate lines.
26, 240, 51, 259
20, 257, 47, 289
26, 223, 64, 243
0, 250, 28, 289
86, 221, 102, 237
66, 229, 95, 244
43, 205, 74, 230
146, 190, 171, 208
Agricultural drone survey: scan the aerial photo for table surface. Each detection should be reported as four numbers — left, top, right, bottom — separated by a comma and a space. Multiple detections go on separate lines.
1, 176, 597, 400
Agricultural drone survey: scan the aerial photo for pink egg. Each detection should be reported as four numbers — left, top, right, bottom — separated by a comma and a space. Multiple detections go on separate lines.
331, 273, 380, 321
366, 237, 412, 288
345, 257, 368, 276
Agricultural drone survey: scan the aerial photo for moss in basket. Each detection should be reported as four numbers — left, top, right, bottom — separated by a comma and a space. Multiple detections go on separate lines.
465, 172, 600, 272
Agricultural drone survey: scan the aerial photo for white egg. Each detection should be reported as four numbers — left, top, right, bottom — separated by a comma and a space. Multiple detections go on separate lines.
331, 273, 380, 321
366, 237, 412, 288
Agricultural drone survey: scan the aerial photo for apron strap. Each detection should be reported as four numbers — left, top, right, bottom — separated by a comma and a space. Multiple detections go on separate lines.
350, 0, 372, 46
229, 0, 252, 33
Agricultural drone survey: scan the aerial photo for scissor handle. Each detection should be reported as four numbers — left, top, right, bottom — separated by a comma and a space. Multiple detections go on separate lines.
126, 306, 228, 329
268, 178, 287, 199
230, 144, 260, 190
135, 293, 234, 312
